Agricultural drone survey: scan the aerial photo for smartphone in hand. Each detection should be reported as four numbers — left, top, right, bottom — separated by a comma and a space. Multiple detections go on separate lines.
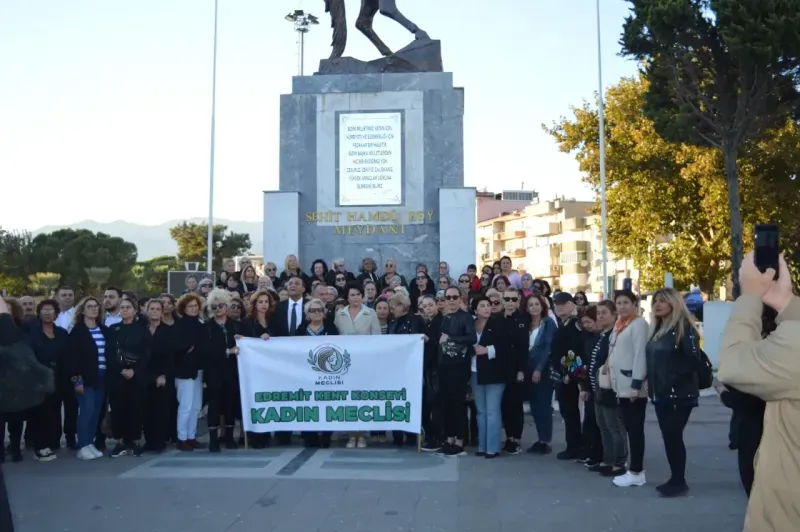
754, 224, 779, 279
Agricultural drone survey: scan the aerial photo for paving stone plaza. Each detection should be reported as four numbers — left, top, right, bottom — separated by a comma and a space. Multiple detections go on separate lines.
5, 397, 746, 532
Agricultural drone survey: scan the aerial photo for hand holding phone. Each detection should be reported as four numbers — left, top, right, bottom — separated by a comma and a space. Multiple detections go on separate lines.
754, 224, 780, 280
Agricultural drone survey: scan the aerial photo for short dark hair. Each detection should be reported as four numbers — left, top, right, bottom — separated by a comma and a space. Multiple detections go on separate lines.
345, 282, 364, 298
36, 299, 60, 315
470, 295, 490, 313
185, 274, 198, 283
57, 285, 73, 294
467, 264, 477, 271
579, 305, 597, 321
614, 289, 638, 304
105, 286, 122, 297
502, 286, 519, 294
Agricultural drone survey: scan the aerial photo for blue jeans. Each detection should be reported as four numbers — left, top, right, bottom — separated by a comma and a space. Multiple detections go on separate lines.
529, 379, 554, 443
76, 386, 105, 449
471, 373, 505, 454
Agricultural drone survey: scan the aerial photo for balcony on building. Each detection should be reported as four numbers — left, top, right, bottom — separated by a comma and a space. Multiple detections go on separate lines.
497, 230, 526, 241
528, 221, 560, 237
561, 240, 589, 253
561, 217, 587, 232
507, 248, 526, 258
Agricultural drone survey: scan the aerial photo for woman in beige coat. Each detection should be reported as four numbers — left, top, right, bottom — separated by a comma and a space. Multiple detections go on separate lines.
333, 283, 382, 449
719, 252, 800, 532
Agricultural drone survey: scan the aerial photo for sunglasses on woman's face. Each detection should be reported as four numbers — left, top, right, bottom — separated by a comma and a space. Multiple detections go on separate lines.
503, 296, 518, 303
444, 295, 460, 301
336, 277, 345, 282
210, 303, 227, 310
459, 278, 470, 284
230, 304, 241, 310
490, 300, 501, 306
308, 308, 324, 314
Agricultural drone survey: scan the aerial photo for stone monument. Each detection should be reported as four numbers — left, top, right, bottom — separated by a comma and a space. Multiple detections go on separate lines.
264, 5, 476, 279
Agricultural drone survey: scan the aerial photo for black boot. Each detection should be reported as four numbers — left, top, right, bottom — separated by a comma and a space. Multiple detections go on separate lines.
209, 430, 221, 453
225, 426, 238, 450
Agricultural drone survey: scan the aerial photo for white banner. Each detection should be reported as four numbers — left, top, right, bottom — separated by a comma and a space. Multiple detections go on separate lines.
237, 335, 423, 433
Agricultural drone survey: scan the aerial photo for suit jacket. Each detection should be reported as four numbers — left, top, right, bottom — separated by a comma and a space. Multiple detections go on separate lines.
272, 299, 306, 337
718, 295, 800, 532
333, 305, 382, 336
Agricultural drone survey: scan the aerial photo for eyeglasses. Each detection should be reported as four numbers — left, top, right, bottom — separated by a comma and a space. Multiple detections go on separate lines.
503, 297, 519, 303
490, 300, 501, 306
444, 295, 460, 301
308, 308, 324, 314
435, 298, 445, 302
336, 277, 345, 282
40, 308, 55, 314
459, 279, 470, 283
230, 304, 241, 309
210, 303, 227, 310
84, 305, 99, 310
266, 268, 276, 272
416, 276, 426, 280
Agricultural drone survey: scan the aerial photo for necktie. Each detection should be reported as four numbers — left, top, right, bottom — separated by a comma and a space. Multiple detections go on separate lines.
290, 302, 298, 335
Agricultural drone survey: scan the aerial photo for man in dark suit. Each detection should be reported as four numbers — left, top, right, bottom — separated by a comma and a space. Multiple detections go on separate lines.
271, 276, 306, 445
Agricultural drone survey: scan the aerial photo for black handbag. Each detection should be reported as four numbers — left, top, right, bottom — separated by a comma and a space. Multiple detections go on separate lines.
119, 350, 142, 369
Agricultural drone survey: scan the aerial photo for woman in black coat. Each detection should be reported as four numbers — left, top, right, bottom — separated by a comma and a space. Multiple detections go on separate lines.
106, 297, 151, 458
386, 291, 424, 446
238, 290, 276, 448
203, 290, 242, 453
142, 300, 176, 453
174, 293, 206, 451
25, 299, 68, 461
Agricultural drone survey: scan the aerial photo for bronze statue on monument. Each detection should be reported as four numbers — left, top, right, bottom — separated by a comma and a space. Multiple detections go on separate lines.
319, 0, 442, 74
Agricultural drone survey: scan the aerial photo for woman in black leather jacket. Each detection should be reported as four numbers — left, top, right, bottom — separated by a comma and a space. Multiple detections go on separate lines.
387, 291, 424, 446
107, 297, 151, 458
203, 289, 242, 453
645, 288, 703, 497
419, 295, 443, 451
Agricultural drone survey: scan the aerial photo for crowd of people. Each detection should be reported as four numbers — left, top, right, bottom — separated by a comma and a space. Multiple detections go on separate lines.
3, 251, 797, 513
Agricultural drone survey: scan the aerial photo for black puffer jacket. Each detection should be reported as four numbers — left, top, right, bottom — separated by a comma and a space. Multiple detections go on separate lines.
645, 321, 702, 403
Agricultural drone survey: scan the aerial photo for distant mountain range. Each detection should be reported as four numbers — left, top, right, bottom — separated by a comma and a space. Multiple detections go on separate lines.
32, 218, 262, 261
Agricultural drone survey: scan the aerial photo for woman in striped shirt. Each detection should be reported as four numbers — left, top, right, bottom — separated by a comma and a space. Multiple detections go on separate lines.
67, 297, 116, 461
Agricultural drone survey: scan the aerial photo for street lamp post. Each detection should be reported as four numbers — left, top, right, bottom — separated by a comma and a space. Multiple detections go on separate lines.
595, 0, 609, 298
207, 0, 219, 274
285, 10, 319, 76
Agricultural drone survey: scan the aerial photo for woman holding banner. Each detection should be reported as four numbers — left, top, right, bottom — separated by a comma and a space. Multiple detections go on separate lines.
297, 297, 339, 448
239, 290, 276, 449
334, 283, 382, 449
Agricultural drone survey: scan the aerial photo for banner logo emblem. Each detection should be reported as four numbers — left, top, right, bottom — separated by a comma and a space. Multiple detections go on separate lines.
307, 344, 351, 376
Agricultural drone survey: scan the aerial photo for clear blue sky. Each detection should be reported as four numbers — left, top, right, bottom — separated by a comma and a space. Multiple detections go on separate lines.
0, 0, 637, 230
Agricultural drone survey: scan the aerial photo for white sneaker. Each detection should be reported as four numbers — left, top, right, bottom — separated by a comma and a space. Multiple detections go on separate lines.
346, 437, 356, 449
357, 437, 368, 449
613, 470, 646, 487
77, 446, 97, 460
88, 445, 104, 458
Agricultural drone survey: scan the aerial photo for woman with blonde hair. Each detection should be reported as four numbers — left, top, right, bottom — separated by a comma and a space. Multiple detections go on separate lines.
278, 255, 309, 291
202, 289, 242, 452
644, 288, 704, 497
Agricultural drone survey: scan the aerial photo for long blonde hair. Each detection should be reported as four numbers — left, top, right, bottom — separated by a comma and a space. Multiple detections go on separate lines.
649, 288, 699, 342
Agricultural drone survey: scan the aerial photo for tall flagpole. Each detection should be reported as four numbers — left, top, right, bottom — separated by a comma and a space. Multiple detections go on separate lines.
207, 0, 219, 274
596, 0, 609, 298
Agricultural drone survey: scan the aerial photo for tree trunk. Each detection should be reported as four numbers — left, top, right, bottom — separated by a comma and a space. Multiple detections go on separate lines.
723, 145, 744, 298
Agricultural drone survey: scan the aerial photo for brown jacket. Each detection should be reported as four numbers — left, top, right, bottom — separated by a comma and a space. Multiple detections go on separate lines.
718, 294, 800, 532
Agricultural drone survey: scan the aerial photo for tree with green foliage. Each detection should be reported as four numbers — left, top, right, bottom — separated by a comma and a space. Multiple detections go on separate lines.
28, 229, 138, 295
545, 75, 800, 293
0, 228, 33, 295
27, 272, 61, 297
129, 255, 181, 296
169, 222, 251, 273
620, 0, 800, 296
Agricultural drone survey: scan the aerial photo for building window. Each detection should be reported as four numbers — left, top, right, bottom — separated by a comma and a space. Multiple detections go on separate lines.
560, 251, 587, 264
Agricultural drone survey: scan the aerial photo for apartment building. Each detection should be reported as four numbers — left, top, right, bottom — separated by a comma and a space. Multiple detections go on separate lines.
476, 198, 637, 297
476, 189, 538, 222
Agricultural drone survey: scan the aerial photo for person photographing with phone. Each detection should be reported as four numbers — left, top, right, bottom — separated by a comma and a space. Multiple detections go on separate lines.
718, 246, 800, 532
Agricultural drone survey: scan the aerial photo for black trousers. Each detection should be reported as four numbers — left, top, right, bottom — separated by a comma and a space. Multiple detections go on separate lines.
582, 399, 603, 462
654, 403, 693, 484
0, 412, 25, 454
28, 393, 61, 451
619, 398, 647, 473
143, 384, 170, 448
168, 386, 178, 442
206, 371, 239, 429
302, 432, 330, 447
501, 381, 525, 440
464, 401, 478, 443
556, 381, 582, 452
421, 381, 442, 442
110, 382, 145, 445
438, 364, 470, 440
54, 388, 78, 443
